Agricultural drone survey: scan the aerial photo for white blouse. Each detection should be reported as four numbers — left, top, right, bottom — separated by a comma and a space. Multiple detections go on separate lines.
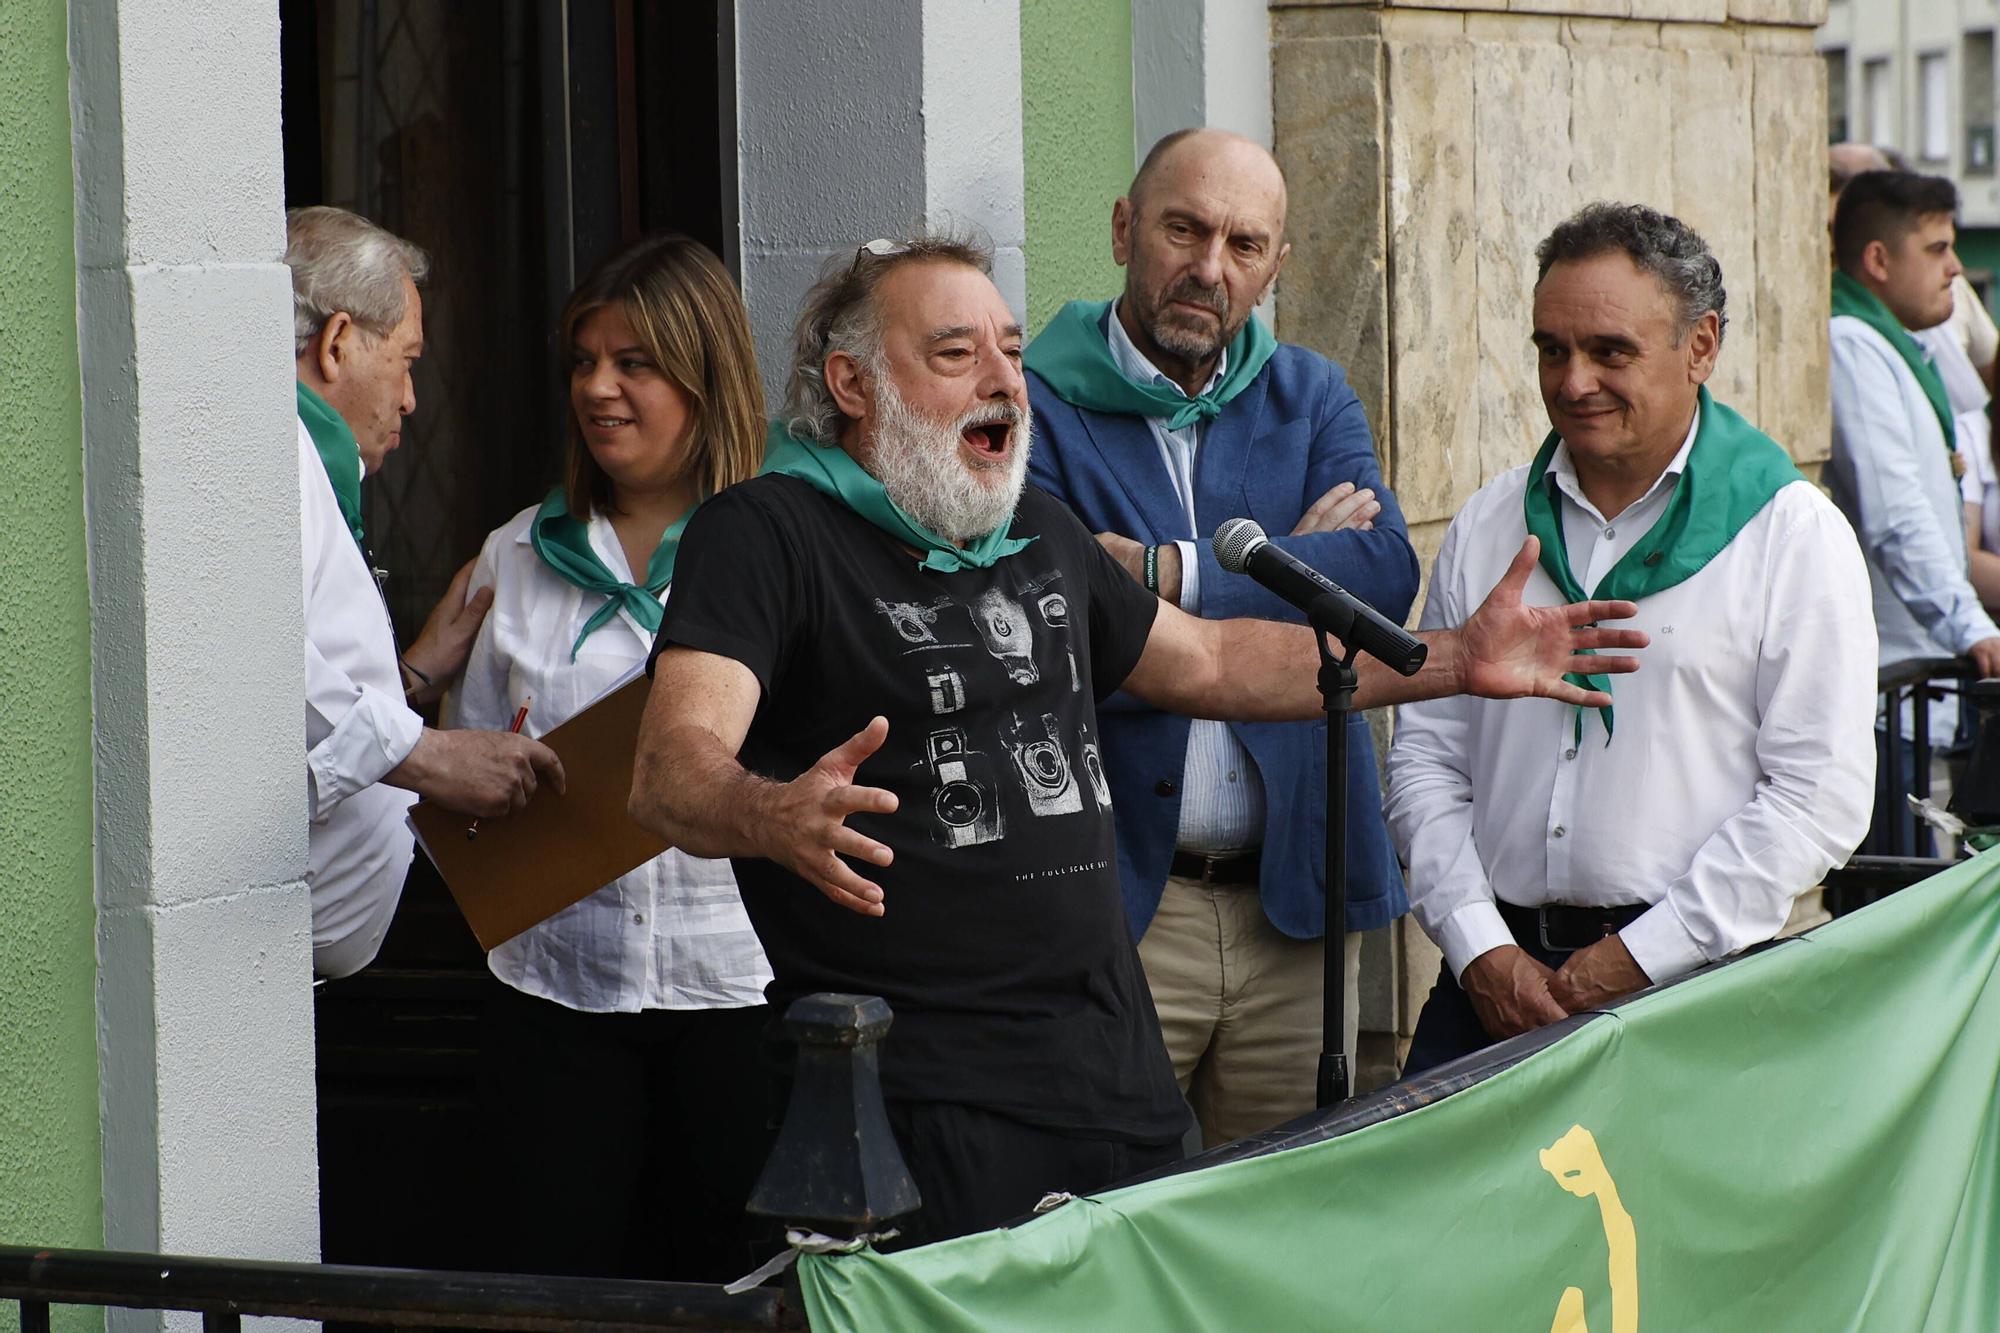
449, 501, 773, 1013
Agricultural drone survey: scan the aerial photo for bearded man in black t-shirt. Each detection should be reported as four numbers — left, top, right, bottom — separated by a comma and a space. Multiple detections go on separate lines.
629, 234, 1649, 1247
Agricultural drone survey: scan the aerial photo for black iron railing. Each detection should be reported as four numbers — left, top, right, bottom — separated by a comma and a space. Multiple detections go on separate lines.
0, 1248, 789, 1332
1873, 656, 1970, 858
1824, 657, 1991, 913
1, 994, 922, 1332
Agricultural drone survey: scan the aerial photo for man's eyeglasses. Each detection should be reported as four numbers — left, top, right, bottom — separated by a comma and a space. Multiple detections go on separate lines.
850, 237, 911, 273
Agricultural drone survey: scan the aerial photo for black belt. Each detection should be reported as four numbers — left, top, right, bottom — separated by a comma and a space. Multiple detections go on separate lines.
1497, 900, 1648, 952
1170, 848, 1261, 886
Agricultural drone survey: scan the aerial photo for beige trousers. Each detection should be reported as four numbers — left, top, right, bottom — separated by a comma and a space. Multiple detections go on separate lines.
1137, 873, 1363, 1149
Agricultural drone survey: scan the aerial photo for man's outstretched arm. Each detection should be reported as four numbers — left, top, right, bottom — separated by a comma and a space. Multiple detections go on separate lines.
1119, 536, 1648, 720
628, 646, 900, 916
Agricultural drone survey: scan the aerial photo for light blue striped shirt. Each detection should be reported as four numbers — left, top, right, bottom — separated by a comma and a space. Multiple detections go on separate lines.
1105, 304, 1265, 853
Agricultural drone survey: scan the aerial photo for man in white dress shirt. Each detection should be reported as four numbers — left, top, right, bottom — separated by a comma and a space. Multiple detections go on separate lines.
290, 206, 564, 977
1387, 203, 1877, 1076
1825, 172, 2000, 856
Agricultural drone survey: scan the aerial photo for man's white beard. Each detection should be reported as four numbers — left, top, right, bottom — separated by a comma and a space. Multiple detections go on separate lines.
869, 376, 1032, 543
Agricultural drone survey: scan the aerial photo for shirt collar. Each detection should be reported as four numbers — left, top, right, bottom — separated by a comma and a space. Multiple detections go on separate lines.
1105, 298, 1227, 404
515, 503, 638, 582
1548, 405, 1700, 523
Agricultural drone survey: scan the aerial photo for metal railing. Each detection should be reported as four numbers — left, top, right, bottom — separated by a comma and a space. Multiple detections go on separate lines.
0, 996, 918, 1332
1825, 657, 1986, 912
1873, 657, 1971, 858
0, 1248, 790, 1332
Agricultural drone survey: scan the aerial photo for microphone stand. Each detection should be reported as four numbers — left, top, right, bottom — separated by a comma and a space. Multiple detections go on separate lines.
1308, 593, 1360, 1109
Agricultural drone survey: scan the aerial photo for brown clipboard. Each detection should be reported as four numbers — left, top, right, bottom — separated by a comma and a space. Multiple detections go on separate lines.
408, 675, 668, 950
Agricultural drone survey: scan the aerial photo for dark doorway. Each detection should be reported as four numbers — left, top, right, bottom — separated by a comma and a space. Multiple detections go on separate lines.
282, 0, 733, 1273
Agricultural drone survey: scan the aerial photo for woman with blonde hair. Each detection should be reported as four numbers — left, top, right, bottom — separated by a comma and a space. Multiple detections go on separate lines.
453, 232, 772, 1283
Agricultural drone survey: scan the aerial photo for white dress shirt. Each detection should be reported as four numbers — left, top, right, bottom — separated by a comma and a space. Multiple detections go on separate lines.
1104, 303, 1265, 852
1828, 316, 1998, 747
1386, 417, 1877, 987
450, 502, 772, 1013
300, 418, 423, 978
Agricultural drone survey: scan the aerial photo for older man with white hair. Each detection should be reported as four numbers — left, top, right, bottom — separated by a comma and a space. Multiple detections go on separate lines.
625, 232, 1650, 1245
289, 205, 563, 978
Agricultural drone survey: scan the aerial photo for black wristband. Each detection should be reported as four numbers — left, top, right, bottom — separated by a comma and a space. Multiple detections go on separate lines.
1143, 543, 1160, 595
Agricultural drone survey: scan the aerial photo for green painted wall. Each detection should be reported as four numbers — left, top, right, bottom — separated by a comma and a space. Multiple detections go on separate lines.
0, 0, 104, 1265
1020, 0, 1135, 333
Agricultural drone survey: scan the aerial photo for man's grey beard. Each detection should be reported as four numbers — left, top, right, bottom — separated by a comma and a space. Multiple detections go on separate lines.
869, 376, 1032, 543
1143, 276, 1233, 362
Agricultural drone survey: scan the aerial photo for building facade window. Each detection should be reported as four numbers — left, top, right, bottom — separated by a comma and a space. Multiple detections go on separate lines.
1920, 51, 1950, 163
1866, 56, 1895, 148
1826, 48, 1850, 144
1968, 32, 1996, 178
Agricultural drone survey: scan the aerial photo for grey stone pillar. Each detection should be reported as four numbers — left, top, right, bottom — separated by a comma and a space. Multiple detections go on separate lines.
1134, 0, 1277, 153
730, 0, 1028, 409
70, 0, 320, 1309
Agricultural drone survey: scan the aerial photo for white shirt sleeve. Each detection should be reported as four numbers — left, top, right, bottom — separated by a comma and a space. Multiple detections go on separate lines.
304, 648, 424, 818
1619, 490, 1879, 982
1953, 274, 1999, 371
1829, 327, 2000, 655
1174, 539, 1201, 611
300, 428, 424, 820
442, 528, 512, 732
1384, 514, 1514, 979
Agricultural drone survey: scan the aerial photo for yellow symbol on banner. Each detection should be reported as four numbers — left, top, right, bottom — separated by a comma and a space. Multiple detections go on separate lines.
1540, 1124, 1638, 1333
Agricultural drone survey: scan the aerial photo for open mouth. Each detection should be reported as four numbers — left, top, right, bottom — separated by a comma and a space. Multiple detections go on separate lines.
588, 415, 635, 430
962, 421, 1012, 458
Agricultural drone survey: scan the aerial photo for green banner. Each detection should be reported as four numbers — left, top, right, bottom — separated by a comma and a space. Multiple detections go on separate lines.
801, 852, 2000, 1330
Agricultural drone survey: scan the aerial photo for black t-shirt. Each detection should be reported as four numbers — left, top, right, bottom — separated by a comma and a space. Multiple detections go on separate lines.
654, 475, 1187, 1142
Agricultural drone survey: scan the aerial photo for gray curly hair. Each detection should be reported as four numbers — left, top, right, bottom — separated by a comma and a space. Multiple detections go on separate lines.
783, 231, 995, 443
285, 205, 431, 355
1535, 202, 1728, 347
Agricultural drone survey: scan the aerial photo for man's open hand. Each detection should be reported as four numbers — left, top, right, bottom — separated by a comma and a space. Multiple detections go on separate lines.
1458, 537, 1649, 707
1549, 934, 1651, 1012
760, 716, 900, 917
1461, 944, 1570, 1041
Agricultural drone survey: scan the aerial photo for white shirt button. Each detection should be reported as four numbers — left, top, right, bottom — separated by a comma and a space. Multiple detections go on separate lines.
633, 913, 645, 925
1604, 526, 1616, 539
1552, 825, 1567, 838
1564, 748, 1577, 761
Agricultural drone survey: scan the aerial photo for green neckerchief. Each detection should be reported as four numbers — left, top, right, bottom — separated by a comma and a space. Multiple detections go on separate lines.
297, 380, 366, 550
1831, 268, 1957, 458
1023, 299, 1277, 430
530, 486, 694, 660
1522, 385, 1803, 743
760, 422, 1035, 572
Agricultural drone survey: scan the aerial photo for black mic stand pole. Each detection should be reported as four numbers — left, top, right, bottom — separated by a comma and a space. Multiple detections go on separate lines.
1309, 594, 1360, 1109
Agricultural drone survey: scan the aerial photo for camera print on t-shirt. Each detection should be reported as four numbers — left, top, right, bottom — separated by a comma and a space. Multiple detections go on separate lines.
873, 566, 1101, 852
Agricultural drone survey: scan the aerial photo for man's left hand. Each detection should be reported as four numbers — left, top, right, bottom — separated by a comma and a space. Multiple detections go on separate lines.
1548, 934, 1651, 1012
1457, 537, 1649, 706
402, 558, 493, 705
1095, 531, 1182, 605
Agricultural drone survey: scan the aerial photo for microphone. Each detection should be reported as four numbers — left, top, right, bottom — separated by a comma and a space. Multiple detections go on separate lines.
1213, 518, 1427, 676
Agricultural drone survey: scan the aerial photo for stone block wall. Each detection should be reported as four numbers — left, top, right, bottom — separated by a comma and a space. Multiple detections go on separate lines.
1271, 0, 1831, 1044
1274, 0, 1831, 576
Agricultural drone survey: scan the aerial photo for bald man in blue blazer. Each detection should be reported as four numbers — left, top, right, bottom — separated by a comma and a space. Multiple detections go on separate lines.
1025, 129, 1418, 1146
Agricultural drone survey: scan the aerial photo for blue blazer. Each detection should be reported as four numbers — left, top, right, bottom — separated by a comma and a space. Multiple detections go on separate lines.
1027, 344, 1419, 940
